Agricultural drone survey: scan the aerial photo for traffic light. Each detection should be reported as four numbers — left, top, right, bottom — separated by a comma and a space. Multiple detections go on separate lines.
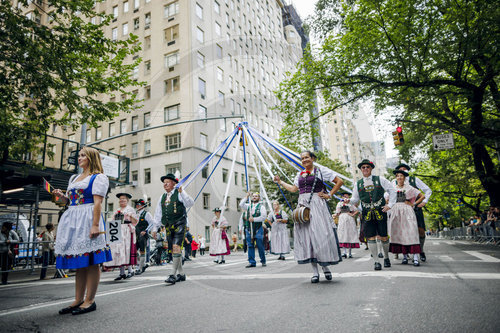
392, 126, 405, 146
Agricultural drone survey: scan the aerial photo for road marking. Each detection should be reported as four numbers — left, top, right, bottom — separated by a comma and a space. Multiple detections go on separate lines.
464, 251, 500, 263
354, 255, 372, 262
439, 255, 454, 261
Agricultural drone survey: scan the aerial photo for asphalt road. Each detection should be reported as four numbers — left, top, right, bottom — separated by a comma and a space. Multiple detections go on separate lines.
1, 238, 499, 333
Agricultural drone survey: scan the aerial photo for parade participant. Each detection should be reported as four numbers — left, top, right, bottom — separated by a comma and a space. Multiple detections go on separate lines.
198, 235, 206, 256
239, 192, 268, 268
335, 193, 360, 258
134, 199, 155, 275
395, 163, 432, 262
153, 174, 194, 285
350, 159, 396, 271
267, 201, 290, 260
274, 151, 343, 283
104, 192, 138, 280
53, 146, 111, 315
40, 223, 55, 280
209, 207, 231, 264
389, 170, 424, 266
1, 222, 20, 285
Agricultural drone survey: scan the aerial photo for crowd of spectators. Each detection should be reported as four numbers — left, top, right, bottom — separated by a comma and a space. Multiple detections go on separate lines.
465, 206, 500, 239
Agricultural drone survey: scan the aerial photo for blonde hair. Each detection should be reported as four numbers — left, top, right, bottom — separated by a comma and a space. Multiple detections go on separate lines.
81, 146, 104, 174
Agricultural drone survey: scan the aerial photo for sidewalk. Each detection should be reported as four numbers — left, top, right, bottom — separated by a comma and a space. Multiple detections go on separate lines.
2, 267, 74, 285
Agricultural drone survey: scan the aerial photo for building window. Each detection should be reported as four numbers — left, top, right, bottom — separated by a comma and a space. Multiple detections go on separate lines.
202, 166, 208, 178
205, 226, 210, 242
134, 0, 139, 10
107, 202, 114, 215
109, 122, 115, 137
122, 22, 128, 35
164, 104, 180, 122
144, 112, 151, 128
144, 85, 151, 100
234, 172, 238, 185
222, 168, 228, 183
132, 116, 138, 131
112, 5, 118, 18
165, 163, 181, 178
195, 3, 203, 19
134, 17, 139, 30
197, 52, 205, 68
236, 197, 242, 212
144, 60, 151, 74
164, 51, 179, 68
112, 27, 118, 40
218, 91, 225, 106
144, 140, 151, 155
120, 119, 127, 134
203, 193, 210, 210
86, 129, 92, 143
120, 145, 126, 156
123, 1, 129, 13
132, 65, 139, 79
164, 24, 179, 43
144, 35, 151, 49
164, 76, 180, 94
216, 67, 223, 81
215, 22, 221, 35
216, 44, 223, 58
196, 27, 204, 43
96, 126, 102, 140
164, 1, 179, 17
145, 13, 151, 29
132, 143, 138, 158
198, 104, 207, 120
165, 133, 181, 151
132, 170, 138, 181
144, 168, 151, 184
200, 133, 207, 150
198, 78, 206, 99
214, 1, 220, 14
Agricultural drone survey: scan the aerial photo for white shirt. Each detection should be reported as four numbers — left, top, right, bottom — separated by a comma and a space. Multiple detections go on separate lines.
153, 189, 194, 232
239, 199, 267, 223
350, 175, 396, 209
404, 176, 432, 203
136, 209, 155, 232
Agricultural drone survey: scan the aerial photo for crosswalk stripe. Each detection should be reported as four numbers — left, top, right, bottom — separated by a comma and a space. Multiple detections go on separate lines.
464, 251, 500, 263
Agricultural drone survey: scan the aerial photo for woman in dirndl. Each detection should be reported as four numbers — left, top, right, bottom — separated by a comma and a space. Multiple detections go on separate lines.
53, 146, 111, 315
209, 207, 231, 264
388, 170, 424, 266
335, 192, 360, 258
267, 201, 290, 260
274, 151, 343, 283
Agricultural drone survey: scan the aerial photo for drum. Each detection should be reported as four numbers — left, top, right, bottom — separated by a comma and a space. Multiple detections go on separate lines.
292, 206, 310, 224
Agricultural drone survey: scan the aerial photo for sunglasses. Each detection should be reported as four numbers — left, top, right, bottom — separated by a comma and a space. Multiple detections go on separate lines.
361, 166, 372, 169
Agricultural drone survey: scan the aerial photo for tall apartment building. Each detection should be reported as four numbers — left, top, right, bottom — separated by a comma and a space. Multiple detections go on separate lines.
360, 141, 388, 177
23, 0, 303, 238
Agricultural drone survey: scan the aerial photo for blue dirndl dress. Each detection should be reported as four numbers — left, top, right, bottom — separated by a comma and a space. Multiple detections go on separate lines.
55, 173, 112, 269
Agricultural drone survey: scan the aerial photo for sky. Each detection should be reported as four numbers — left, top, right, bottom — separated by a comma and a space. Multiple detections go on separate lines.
290, 1, 398, 159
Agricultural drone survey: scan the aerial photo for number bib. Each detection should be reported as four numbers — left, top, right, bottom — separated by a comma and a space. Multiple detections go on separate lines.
106, 219, 123, 244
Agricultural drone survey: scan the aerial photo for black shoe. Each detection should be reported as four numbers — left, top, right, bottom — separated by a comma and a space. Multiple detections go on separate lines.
126, 272, 133, 279
324, 271, 332, 281
413, 260, 420, 266
59, 301, 83, 315
311, 275, 320, 283
261, 263, 267, 267
384, 258, 391, 268
219, 260, 225, 264
245, 264, 256, 268
214, 260, 219, 264
342, 253, 347, 258
114, 274, 126, 281
348, 254, 353, 258
176, 274, 186, 282
184, 257, 192, 261
402, 258, 408, 265
420, 252, 426, 262
71, 302, 96, 315
165, 275, 176, 284
142, 264, 149, 273
374, 262, 382, 271
378, 253, 384, 258
135, 270, 142, 276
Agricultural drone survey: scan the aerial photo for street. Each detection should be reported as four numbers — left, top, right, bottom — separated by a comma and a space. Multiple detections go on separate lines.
0, 238, 499, 332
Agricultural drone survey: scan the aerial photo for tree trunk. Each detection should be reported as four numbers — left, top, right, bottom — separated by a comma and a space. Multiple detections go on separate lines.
470, 142, 500, 206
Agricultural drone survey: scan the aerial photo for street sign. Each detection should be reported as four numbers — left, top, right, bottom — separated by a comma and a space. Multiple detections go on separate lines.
100, 154, 120, 179
432, 133, 455, 150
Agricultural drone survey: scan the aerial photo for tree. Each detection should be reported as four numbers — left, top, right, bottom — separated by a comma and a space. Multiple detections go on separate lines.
0, 0, 142, 160
276, 0, 500, 205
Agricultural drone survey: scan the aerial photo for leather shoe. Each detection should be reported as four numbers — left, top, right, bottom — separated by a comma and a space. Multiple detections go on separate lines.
245, 264, 256, 268
324, 271, 332, 281
342, 253, 347, 258
165, 275, 176, 284
378, 253, 384, 258
261, 263, 267, 267
413, 260, 420, 266
384, 258, 391, 268
114, 274, 126, 281
176, 274, 186, 282
71, 302, 96, 315
420, 252, 426, 262
311, 275, 319, 283
402, 258, 408, 265
59, 301, 83, 315
142, 264, 149, 273
374, 262, 382, 271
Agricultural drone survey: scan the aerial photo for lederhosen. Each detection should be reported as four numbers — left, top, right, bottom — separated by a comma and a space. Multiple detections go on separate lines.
409, 176, 426, 238
160, 190, 187, 248
243, 202, 262, 241
135, 210, 149, 252
358, 176, 388, 238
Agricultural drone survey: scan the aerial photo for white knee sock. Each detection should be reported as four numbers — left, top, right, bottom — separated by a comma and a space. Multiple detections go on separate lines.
403, 254, 408, 259
139, 255, 145, 269
311, 262, 319, 276
382, 240, 390, 259
171, 254, 180, 276
349, 248, 352, 256
221, 255, 225, 261
322, 265, 331, 273
127, 266, 133, 274
368, 240, 379, 263
377, 239, 383, 254
413, 253, 419, 261
176, 254, 184, 275
120, 267, 125, 275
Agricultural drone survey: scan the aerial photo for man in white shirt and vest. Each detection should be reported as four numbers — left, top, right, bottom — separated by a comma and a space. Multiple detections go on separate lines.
351, 159, 397, 270
153, 174, 194, 284
395, 163, 432, 262
239, 192, 267, 268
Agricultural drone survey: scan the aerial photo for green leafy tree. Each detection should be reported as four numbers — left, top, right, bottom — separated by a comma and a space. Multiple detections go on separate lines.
276, 0, 500, 205
0, 0, 143, 160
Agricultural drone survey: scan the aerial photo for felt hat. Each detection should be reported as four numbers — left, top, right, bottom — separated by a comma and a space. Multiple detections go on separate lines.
160, 173, 179, 183
393, 169, 409, 177
213, 207, 222, 212
116, 192, 132, 199
396, 163, 411, 171
357, 159, 375, 169
135, 199, 147, 207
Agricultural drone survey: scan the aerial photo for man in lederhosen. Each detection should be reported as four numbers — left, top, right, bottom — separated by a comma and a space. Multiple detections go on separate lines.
134, 199, 155, 275
395, 163, 432, 262
351, 160, 396, 270
153, 174, 194, 284
239, 192, 267, 268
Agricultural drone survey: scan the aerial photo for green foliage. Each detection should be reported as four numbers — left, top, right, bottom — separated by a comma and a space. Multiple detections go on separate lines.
0, 0, 143, 159
276, 0, 500, 205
